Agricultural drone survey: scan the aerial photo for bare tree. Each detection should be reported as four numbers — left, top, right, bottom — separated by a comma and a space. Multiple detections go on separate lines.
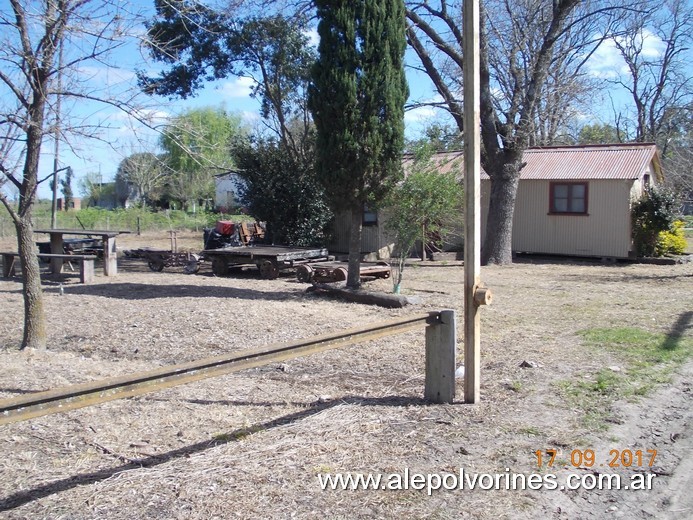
115, 148, 168, 208
608, 0, 693, 157
0, 0, 151, 349
660, 104, 693, 201
478, 0, 634, 264
405, 2, 465, 130
404, 1, 630, 264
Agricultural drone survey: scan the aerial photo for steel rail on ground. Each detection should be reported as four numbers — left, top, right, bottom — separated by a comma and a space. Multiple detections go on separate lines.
0, 312, 442, 426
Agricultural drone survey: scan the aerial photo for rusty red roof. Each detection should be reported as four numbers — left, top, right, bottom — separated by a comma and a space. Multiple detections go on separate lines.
402, 150, 465, 178
404, 143, 661, 181
402, 143, 661, 180
481, 143, 661, 180
511, 143, 661, 181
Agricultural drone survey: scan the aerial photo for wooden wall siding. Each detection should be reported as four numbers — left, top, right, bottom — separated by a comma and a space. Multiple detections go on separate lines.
328, 210, 395, 257
630, 163, 655, 200
482, 179, 636, 258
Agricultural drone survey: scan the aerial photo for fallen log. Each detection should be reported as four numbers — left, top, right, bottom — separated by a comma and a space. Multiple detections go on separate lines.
306, 283, 420, 308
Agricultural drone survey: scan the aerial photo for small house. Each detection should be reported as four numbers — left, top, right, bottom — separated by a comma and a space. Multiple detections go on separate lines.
56, 197, 81, 211
482, 143, 663, 259
327, 151, 465, 258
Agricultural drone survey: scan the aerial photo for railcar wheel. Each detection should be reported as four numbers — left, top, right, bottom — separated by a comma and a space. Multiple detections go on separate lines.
333, 267, 348, 282
211, 256, 229, 276
296, 264, 314, 283
258, 260, 279, 279
148, 260, 165, 272
184, 254, 201, 274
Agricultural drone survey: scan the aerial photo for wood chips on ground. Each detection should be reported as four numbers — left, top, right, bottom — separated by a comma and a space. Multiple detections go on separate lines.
0, 232, 691, 519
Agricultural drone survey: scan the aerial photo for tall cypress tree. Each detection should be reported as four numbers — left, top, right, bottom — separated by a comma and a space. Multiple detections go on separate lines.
309, 0, 408, 288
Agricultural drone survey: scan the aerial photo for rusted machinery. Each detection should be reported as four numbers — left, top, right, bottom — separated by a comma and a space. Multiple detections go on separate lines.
202, 245, 330, 279
296, 261, 391, 283
124, 223, 391, 282
124, 248, 201, 273
124, 231, 200, 273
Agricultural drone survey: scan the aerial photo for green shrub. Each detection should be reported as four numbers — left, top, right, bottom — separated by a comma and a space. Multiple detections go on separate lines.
631, 185, 680, 257
656, 220, 687, 255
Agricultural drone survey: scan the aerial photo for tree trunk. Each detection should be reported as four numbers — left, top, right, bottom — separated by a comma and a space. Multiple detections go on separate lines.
481, 168, 521, 265
347, 207, 363, 289
421, 224, 426, 261
15, 214, 46, 351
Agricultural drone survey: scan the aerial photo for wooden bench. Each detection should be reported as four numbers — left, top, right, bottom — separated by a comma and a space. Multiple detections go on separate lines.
1, 252, 97, 284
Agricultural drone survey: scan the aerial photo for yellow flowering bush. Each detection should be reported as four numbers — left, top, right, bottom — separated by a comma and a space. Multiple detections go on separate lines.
656, 220, 687, 256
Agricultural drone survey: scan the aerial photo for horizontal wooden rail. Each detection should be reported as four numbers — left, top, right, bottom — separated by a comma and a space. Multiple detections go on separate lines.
0, 312, 443, 425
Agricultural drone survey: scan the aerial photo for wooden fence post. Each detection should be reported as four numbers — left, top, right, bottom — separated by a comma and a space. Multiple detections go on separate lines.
425, 309, 456, 403
463, 0, 482, 404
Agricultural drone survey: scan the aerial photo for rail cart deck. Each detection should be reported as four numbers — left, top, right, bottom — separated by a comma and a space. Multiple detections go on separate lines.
124, 247, 201, 273
202, 245, 330, 279
296, 261, 391, 283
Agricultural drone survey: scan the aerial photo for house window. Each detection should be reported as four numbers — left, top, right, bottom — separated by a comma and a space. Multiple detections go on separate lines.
550, 182, 588, 214
363, 205, 378, 226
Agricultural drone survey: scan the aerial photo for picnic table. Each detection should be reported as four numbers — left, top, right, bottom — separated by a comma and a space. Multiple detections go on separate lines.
33, 228, 130, 276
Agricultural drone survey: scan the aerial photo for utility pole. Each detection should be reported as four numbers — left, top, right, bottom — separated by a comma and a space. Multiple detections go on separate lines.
50, 36, 64, 229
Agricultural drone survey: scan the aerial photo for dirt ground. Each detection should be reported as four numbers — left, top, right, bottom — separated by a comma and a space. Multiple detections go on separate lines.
0, 231, 691, 519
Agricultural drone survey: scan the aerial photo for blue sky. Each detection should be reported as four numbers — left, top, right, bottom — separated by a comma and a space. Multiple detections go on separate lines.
23, 13, 445, 200
0, 0, 671, 200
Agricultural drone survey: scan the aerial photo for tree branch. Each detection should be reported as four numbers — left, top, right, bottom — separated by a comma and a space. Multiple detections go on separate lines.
406, 23, 463, 131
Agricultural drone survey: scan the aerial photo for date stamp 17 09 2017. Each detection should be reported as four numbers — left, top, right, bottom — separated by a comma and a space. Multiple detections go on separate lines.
535, 448, 657, 469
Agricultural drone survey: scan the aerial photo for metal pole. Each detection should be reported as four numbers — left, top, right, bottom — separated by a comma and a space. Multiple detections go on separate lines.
50, 36, 64, 229
463, 0, 483, 403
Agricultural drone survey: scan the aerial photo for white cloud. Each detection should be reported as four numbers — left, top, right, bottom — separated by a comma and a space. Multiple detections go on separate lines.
639, 29, 666, 58
240, 110, 261, 124
405, 94, 446, 123
220, 76, 256, 99
586, 40, 628, 79
587, 30, 666, 79
304, 28, 319, 48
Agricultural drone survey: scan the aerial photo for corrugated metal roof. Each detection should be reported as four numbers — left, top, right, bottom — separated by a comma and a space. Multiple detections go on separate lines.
514, 144, 659, 180
481, 143, 659, 180
402, 150, 465, 178
404, 144, 659, 181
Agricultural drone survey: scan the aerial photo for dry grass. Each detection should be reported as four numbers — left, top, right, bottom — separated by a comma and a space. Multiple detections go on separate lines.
0, 232, 692, 519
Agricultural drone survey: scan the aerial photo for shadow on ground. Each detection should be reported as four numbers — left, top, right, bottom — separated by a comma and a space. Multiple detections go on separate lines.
0, 395, 426, 512
662, 311, 693, 350
62, 282, 305, 302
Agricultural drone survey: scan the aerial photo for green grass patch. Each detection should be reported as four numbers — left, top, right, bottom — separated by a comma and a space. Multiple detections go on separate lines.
518, 426, 541, 436
557, 326, 693, 430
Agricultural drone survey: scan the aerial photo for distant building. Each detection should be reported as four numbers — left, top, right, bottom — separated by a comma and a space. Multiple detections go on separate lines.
57, 197, 81, 211
88, 182, 119, 210
214, 170, 246, 212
